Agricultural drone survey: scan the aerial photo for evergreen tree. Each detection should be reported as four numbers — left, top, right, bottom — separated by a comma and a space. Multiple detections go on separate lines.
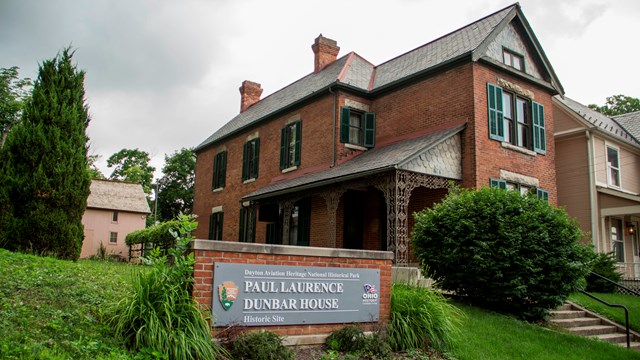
0, 48, 91, 259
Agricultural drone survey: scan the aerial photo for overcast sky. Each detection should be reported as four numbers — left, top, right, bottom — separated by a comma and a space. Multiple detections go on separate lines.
2, 0, 639, 179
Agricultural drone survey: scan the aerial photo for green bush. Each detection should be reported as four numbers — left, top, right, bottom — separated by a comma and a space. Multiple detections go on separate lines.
387, 284, 463, 352
230, 330, 294, 360
586, 252, 622, 293
325, 326, 391, 359
125, 220, 179, 246
412, 187, 593, 321
110, 214, 228, 360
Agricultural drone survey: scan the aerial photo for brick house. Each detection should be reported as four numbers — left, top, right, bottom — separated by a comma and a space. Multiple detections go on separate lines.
80, 179, 150, 260
193, 3, 562, 265
555, 98, 640, 279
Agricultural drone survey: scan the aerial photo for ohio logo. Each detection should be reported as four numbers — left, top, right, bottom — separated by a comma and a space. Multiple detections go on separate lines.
362, 284, 378, 300
218, 281, 238, 311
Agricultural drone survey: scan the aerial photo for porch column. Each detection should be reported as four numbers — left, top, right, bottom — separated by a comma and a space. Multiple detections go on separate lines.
280, 199, 296, 245
321, 187, 345, 248
373, 173, 399, 262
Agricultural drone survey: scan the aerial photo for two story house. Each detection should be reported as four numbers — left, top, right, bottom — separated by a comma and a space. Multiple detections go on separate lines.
555, 99, 640, 279
193, 3, 562, 265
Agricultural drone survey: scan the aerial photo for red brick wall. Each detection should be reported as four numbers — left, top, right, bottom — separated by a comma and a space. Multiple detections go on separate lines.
191, 240, 393, 339
471, 62, 557, 205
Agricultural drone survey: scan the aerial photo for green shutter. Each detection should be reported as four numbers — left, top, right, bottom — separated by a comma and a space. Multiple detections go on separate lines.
241, 142, 249, 180
279, 127, 287, 170
490, 178, 507, 189
253, 138, 260, 178
294, 121, 301, 166
340, 107, 350, 143
364, 112, 376, 148
537, 188, 549, 203
239, 208, 246, 242
532, 102, 546, 154
487, 83, 504, 141
220, 151, 226, 188
212, 154, 219, 189
208, 213, 215, 239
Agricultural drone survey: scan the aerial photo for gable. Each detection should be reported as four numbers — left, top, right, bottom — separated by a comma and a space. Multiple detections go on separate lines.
398, 133, 461, 179
485, 21, 543, 80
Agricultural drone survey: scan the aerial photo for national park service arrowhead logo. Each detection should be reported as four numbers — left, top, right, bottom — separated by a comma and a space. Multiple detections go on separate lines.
218, 281, 238, 311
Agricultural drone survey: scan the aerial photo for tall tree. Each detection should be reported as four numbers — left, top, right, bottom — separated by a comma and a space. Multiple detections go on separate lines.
0, 49, 91, 259
0, 66, 32, 146
156, 148, 196, 222
106, 148, 155, 194
588, 94, 640, 116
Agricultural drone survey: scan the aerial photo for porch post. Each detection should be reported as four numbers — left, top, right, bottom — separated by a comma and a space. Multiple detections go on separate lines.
321, 187, 345, 248
280, 199, 295, 245
373, 173, 399, 263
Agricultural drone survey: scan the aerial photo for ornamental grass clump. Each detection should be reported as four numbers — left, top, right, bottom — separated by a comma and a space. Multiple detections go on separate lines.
109, 214, 228, 360
387, 283, 464, 352
412, 187, 593, 321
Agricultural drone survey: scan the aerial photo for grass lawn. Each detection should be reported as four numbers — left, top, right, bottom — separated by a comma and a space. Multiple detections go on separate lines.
569, 291, 640, 333
0, 248, 135, 359
448, 302, 640, 360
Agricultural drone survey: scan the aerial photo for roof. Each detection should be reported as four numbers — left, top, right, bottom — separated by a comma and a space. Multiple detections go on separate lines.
555, 96, 640, 146
613, 111, 640, 143
87, 179, 151, 214
242, 123, 465, 201
196, 3, 560, 152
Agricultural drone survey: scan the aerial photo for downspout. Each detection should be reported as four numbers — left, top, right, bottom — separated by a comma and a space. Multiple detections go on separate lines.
329, 86, 337, 167
586, 130, 599, 251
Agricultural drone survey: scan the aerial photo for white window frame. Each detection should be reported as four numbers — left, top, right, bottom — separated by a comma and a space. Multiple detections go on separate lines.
606, 144, 621, 189
109, 231, 118, 244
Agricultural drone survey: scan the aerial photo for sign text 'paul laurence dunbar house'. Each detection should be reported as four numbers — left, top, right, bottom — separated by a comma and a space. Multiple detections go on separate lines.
192, 3, 562, 266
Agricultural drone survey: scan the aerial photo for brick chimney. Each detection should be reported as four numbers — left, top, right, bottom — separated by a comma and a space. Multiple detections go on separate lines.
239, 80, 263, 113
311, 34, 340, 73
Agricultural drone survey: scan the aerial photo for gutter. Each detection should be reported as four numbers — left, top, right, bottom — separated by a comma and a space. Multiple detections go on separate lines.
586, 130, 599, 251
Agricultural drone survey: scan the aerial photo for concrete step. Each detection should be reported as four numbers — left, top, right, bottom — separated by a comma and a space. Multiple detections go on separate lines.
549, 310, 586, 320
568, 325, 618, 336
555, 303, 573, 311
593, 332, 628, 344
551, 317, 602, 328
629, 342, 640, 350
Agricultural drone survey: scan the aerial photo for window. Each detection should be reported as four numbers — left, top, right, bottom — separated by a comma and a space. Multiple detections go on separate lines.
242, 138, 259, 181
208, 212, 223, 240
112, 211, 118, 222
611, 218, 624, 263
109, 232, 118, 244
487, 83, 545, 154
238, 207, 256, 243
490, 179, 549, 203
280, 121, 301, 170
212, 151, 227, 190
340, 107, 376, 148
606, 145, 621, 188
503, 48, 524, 71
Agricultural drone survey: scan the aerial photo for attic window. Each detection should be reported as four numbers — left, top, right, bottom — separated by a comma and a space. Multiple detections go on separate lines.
502, 48, 524, 71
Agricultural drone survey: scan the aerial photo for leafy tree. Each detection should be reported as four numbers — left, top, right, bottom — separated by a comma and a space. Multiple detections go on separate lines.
588, 94, 640, 116
106, 148, 155, 194
156, 148, 195, 222
0, 49, 91, 259
412, 187, 593, 321
0, 66, 32, 146
87, 154, 105, 179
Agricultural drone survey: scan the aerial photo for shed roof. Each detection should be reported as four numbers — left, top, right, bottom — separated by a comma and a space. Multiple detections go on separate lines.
87, 179, 150, 214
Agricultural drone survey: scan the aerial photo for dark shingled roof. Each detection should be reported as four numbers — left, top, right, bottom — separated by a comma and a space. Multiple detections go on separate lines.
242, 124, 465, 201
87, 179, 151, 214
613, 111, 640, 144
555, 96, 640, 146
195, 4, 524, 151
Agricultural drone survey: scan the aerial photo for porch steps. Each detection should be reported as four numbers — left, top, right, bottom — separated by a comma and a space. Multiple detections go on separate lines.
549, 302, 640, 350
391, 266, 434, 288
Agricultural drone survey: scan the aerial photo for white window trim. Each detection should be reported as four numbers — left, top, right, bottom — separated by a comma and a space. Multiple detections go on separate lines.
605, 143, 622, 189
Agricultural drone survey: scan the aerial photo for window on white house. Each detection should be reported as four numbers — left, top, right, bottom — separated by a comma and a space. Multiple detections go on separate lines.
606, 145, 621, 188
109, 232, 118, 244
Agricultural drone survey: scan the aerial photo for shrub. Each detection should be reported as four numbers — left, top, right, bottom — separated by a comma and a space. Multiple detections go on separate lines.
230, 330, 294, 360
387, 284, 463, 352
586, 252, 622, 293
109, 214, 228, 360
412, 187, 593, 321
125, 220, 179, 246
325, 326, 391, 359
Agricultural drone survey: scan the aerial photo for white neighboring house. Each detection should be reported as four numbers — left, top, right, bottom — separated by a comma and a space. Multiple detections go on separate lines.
81, 179, 150, 260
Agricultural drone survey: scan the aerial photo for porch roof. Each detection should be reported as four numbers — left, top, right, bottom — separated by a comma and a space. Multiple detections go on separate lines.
242, 123, 465, 202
